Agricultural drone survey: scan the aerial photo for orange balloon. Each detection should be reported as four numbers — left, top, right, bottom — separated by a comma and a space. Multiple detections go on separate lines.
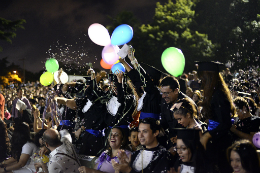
100, 59, 113, 69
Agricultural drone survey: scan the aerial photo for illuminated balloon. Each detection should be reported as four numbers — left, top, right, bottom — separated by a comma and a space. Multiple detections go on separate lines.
111, 63, 125, 74
100, 59, 113, 69
88, 23, 111, 46
40, 72, 54, 86
102, 44, 119, 64
111, 24, 133, 46
54, 71, 68, 84
161, 47, 185, 77
45, 58, 59, 73
253, 132, 260, 148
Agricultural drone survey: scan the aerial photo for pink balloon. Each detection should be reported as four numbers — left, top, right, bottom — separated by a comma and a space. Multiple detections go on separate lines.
102, 44, 119, 65
88, 23, 111, 46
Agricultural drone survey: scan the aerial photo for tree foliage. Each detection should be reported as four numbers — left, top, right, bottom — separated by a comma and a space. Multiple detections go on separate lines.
108, 1, 217, 72
0, 17, 26, 51
194, 0, 260, 70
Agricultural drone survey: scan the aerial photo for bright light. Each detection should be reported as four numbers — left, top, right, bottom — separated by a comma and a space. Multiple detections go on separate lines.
13, 71, 16, 74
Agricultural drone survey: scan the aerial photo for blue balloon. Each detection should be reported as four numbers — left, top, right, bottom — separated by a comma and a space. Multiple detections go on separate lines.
111, 24, 133, 46
111, 63, 125, 74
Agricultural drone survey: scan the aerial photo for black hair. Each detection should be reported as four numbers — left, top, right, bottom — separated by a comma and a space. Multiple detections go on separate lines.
160, 76, 180, 92
181, 138, 207, 173
227, 139, 260, 173
173, 98, 197, 118
139, 118, 161, 134
129, 127, 138, 137
245, 97, 258, 115
233, 96, 250, 112
11, 122, 32, 161
34, 129, 46, 147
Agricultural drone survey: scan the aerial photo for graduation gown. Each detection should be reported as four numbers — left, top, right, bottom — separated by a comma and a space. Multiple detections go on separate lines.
206, 89, 233, 173
129, 145, 174, 173
75, 79, 107, 156
127, 69, 161, 119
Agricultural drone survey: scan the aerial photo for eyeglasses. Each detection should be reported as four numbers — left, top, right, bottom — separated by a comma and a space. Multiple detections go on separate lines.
160, 90, 173, 96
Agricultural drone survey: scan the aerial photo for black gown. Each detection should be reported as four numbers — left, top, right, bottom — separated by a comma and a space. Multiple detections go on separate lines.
232, 116, 260, 145
127, 68, 161, 120
104, 81, 135, 137
75, 80, 107, 156
129, 145, 174, 173
205, 89, 233, 173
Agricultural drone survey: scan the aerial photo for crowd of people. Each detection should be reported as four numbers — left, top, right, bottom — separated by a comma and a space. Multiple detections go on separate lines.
0, 48, 260, 173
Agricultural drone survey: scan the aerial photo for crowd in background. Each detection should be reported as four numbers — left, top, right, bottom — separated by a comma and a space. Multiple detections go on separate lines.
0, 52, 260, 173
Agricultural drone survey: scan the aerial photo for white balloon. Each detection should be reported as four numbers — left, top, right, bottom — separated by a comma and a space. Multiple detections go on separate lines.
88, 23, 111, 46
54, 71, 68, 84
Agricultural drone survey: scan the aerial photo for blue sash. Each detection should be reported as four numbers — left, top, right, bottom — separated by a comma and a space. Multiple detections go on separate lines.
207, 120, 220, 131
85, 129, 103, 137
109, 125, 129, 129
59, 120, 71, 126
140, 112, 160, 120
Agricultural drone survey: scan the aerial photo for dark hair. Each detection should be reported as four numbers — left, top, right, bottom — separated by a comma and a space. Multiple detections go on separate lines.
0, 119, 10, 162
34, 129, 46, 147
11, 122, 31, 161
17, 88, 24, 94
42, 131, 62, 147
181, 138, 207, 173
173, 98, 197, 118
129, 127, 138, 137
233, 97, 249, 112
107, 127, 128, 157
245, 97, 258, 115
198, 71, 235, 119
227, 139, 260, 173
160, 76, 180, 92
139, 118, 161, 134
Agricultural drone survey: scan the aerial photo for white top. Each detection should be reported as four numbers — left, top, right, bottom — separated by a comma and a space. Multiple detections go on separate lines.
180, 164, 195, 173
48, 139, 80, 173
13, 142, 38, 173
133, 150, 153, 171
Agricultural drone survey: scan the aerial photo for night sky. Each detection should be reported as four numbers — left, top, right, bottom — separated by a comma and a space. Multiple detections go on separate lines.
0, 0, 167, 74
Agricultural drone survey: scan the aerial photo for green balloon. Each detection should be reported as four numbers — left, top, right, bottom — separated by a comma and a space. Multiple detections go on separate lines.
45, 58, 59, 73
40, 72, 54, 86
161, 47, 185, 77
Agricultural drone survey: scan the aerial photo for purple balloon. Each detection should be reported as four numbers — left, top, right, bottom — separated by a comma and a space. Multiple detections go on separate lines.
252, 132, 260, 148
102, 44, 119, 65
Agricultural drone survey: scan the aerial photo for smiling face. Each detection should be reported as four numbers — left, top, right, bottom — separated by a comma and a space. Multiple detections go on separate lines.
230, 150, 246, 173
176, 139, 192, 162
138, 123, 158, 149
174, 113, 190, 128
108, 128, 123, 150
129, 131, 140, 148
160, 86, 178, 104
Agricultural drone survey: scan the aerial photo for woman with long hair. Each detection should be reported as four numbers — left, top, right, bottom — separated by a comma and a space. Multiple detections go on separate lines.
197, 62, 235, 173
0, 122, 38, 173
227, 139, 260, 173
176, 129, 207, 173
78, 126, 131, 173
